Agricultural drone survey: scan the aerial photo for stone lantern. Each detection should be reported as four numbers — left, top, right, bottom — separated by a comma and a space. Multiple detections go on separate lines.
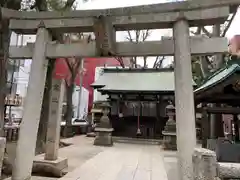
94, 101, 114, 146
162, 102, 177, 150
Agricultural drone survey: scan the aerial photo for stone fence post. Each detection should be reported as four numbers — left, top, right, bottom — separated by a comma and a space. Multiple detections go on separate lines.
192, 148, 218, 180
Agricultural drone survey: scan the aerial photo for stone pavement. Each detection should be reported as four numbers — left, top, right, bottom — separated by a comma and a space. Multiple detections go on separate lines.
5, 136, 106, 180
7, 136, 176, 180
163, 151, 178, 180
61, 140, 168, 180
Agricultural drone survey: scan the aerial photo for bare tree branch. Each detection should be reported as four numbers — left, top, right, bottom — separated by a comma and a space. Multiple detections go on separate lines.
65, 58, 74, 72
127, 31, 133, 42
142, 30, 150, 41
64, 0, 75, 10
126, 30, 151, 68
143, 56, 147, 68
153, 56, 165, 68
115, 57, 125, 68
202, 27, 212, 38
135, 30, 140, 43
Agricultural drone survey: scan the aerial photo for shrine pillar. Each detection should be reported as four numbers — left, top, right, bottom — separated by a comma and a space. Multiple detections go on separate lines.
173, 19, 196, 180
12, 26, 51, 180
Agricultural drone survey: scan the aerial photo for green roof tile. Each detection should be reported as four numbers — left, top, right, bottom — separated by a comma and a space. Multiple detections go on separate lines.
194, 63, 240, 93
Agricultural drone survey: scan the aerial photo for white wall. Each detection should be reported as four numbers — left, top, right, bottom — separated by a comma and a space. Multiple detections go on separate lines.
93, 66, 109, 102
72, 86, 89, 118
9, 33, 35, 118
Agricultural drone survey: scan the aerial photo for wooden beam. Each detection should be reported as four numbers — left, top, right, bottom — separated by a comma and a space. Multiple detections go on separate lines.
196, 107, 240, 114
8, 6, 230, 33
196, 94, 240, 104
9, 37, 228, 59
2, 0, 240, 19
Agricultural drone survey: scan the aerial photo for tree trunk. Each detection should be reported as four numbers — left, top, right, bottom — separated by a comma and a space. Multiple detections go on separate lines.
0, 18, 10, 137
63, 81, 74, 137
36, 60, 55, 154
143, 56, 147, 68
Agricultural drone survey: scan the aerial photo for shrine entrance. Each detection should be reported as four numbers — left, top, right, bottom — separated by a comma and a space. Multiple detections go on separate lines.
1, 1, 238, 180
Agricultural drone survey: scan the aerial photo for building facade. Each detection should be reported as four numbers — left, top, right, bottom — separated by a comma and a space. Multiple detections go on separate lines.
54, 57, 130, 112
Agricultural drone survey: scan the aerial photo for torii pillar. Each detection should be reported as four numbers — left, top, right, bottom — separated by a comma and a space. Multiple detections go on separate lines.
173, 18, 197, 180
12, 26, 51, 180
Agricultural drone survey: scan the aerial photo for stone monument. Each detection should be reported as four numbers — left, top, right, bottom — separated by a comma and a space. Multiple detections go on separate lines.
162, 102, 177, 150
94, 101, 114, 146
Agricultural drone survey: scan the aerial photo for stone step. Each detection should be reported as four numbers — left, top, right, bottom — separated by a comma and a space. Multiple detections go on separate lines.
112, 136, 163, 145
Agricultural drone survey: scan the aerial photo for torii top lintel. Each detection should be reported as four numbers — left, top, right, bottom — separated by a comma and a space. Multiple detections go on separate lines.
4, 0, 240, 58
1, 0, 239, 19
1, 0, 239, 33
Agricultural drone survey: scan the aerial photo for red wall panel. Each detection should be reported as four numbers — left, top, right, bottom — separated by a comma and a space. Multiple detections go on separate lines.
54, 57, 122, 111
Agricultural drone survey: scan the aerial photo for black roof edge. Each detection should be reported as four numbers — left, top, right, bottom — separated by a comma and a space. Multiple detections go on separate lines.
103, 67, 174, 73
98, 89, 175, 95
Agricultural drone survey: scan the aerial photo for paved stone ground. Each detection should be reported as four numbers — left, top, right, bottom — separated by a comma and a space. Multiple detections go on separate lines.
163, 151, 178, 180
5, 136, 176, 180
61, 140, 168, 180
4, 136, 106, 180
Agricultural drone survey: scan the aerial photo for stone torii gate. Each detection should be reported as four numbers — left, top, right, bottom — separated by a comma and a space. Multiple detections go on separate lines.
1, 0, 239, 180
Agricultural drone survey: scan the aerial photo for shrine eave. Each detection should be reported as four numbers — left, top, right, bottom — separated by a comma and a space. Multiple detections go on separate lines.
194, 63, 240, 104
195, 63, 240, 94
91, 68, 196, 94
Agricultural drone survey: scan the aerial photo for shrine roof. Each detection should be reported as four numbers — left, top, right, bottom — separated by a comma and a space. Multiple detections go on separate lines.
194, 63, 240, 94
92, 68, 196, 94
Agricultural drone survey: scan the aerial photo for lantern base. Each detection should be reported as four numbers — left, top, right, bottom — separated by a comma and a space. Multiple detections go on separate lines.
162, 120, 177, 150
162, 131, 177, 150
94, 128, 114, 146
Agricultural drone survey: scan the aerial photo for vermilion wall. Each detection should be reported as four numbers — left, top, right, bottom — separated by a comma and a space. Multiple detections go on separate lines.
54, 57, 123, 111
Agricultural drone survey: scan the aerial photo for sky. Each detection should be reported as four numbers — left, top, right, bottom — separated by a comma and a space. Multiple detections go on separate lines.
76, 0, 240, 67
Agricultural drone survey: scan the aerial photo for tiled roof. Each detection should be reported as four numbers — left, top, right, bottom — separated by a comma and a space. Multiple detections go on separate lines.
194, 64, 240, 93
92, 68, 196, 93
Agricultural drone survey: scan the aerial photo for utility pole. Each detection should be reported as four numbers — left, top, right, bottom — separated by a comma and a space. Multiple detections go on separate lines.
77, 59, 84, 119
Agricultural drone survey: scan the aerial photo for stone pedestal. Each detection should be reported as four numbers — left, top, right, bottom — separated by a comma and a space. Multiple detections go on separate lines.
34, 155, 68, 172
94, 102, 114, 146
192, 148, 217, 180
94, 128, 114, 146
162, 119, 177, 150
